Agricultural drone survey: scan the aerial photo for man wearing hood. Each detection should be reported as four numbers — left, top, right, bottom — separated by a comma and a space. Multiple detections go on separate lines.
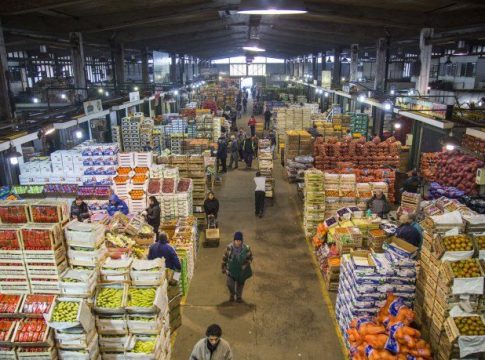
222, 231, 253, 303
107, 194, 129, 216
148, 232, 181, 271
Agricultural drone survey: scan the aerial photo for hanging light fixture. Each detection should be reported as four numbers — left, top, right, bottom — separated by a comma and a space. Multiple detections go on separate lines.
238, 0, 307, 15
243, 41, 265, 52
453, 40, 468, 56
7, 143, 22, 166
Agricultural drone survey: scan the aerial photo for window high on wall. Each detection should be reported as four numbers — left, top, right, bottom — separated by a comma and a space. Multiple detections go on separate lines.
214, 56, 283, 76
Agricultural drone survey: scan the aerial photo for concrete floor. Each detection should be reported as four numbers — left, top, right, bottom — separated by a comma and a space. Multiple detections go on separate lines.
172, 106, 346, 360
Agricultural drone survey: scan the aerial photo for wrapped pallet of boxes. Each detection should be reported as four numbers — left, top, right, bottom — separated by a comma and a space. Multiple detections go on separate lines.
258, 139, 274, 198
303, 170, 325, 237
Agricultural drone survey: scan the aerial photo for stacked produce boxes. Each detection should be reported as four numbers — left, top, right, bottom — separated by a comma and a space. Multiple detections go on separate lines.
349, 113, 369, 137
284, 130, 312, 163
258, 139, 274, 198
415, 207, 485, 360
121, 114, 143, 152
303, 170, 325, 237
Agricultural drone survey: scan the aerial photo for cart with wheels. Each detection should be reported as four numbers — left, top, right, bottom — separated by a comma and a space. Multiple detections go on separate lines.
203, 214, 220, 248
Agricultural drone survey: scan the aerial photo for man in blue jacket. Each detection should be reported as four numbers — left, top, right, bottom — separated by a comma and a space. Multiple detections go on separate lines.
106, 194, 129, 216
395, 214, 421, 248
147, 232, 181, 271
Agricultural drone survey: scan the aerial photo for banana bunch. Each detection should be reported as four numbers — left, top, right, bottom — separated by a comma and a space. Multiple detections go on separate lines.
96, 288, 123, 308
106, 233, 135, 248
133, 340, 156, 353
51, 301, 79, 322
128, 288, 156, 308
132, 245, 146, 259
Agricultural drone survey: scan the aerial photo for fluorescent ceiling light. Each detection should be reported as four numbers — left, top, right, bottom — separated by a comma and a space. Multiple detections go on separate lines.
238, 0, 307, 14
243, 44, 266, 52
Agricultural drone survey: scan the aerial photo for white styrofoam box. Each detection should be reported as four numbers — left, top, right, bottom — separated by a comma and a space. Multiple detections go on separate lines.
40, 161, 53, 175
19, 162, 31, 174
64, 165, 75, 174
29, 162, 41, 174
52, 163, 64, 174
51, 151, 63, 164
65, 176, 83, 185
19, 174, 35, 185
50, 175, 67, 183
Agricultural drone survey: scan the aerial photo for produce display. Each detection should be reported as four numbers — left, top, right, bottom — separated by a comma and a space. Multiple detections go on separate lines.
462, 133, 485, 154
127, 287, 156, 308
313, 136, 401, 171
0, 227, 22, 250
30, 204, 64, 223
453, 316, 485, 336
421, 151, 483, 195
442, 234, 473, 251
43, 184, 77, 196
147, 179, 160, 194
346, 295, 432, 360
162, 178, 175, 194
51, 301, 79, 322
14, 319, 48, 343
449, 260, 481, 277
0, 319, 16, 341
0, 202, 29, 223
129, 189, 145, 200
96, 287, 123, 308
12, 185, 45, 197
21, 227, 55, 250
21, 294, 55, 314
0, 294, 22, 313
133, 339, 156, 353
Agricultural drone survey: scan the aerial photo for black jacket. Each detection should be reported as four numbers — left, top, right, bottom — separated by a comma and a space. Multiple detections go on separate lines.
264, 110, 272, 122
146, 204, 161, 231
203, 198, 220, 217
402, 176, 420, 194
70, 201, 90, 221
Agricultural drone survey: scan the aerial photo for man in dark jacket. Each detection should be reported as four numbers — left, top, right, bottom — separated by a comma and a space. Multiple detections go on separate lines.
242, 135, 255, 169
402, 170, 421, 194
395, 214, 421, 248
222, 232, 253, 302
242, 97, 248, 113
263, 108, 272, 130
228, 135, 239, 169
217, 135, 228, 173
70, 196, 90, 221
148, 232, 181, 271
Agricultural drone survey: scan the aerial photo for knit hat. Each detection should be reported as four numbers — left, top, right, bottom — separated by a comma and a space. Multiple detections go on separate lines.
234, 231, 243, 241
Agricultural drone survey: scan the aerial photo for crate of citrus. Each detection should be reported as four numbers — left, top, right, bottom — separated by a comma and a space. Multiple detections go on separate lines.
444, 315, 485, 358
435, 234, 474, 261
129, 190, 145, 201
440, 259, 484, 295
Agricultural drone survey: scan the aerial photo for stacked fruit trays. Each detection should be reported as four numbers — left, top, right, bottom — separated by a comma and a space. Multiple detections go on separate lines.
46, 297, 98, 359
22, 223, 67, 294
0, 225, 29, 294
303, 170, 325, 237
258, 139, 274, 198
64, 221, 106, 271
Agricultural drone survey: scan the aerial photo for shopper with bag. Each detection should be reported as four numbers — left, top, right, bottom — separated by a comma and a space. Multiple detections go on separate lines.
190, 324, 233, 360
143, 196, 161, 239
222, 231, 253, 303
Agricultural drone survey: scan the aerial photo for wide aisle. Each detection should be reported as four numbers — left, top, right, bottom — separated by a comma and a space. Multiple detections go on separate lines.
172, 112, 345, 360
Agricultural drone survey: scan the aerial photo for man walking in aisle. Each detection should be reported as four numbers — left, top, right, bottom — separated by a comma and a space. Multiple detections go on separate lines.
263, 107, 272, 130
222, 232, 253, 303
228, 135, 239, 169
242, 134, 255, 169
248, 115, 257, 137
242, 96, 248, 113
254, 171, 266, 218
190, 324, 233, 360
